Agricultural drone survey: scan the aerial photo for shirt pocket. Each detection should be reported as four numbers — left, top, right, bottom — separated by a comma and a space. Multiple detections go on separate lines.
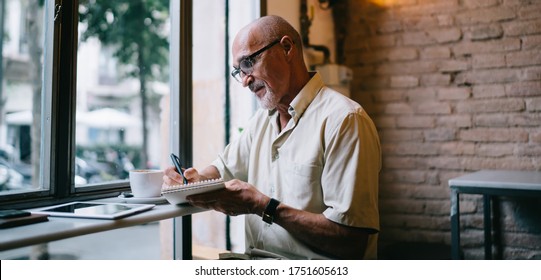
280, 160, 324, 210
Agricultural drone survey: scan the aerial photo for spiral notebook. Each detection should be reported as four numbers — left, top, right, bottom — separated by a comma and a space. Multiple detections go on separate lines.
161, 178, 225, 205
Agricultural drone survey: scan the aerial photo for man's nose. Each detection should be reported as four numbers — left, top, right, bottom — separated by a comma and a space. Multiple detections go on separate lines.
242, 74, 253, 87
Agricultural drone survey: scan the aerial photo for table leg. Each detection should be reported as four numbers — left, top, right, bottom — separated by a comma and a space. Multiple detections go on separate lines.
483, 195, 492, 259
492, 196, 502, 259
450, 188, 461, 259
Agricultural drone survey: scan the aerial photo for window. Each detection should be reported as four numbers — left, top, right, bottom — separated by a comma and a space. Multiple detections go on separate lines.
0, 0, 185, 206
0, 0, 262, 259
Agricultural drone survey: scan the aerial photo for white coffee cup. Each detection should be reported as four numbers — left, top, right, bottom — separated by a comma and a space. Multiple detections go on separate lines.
129, 169, 164, 198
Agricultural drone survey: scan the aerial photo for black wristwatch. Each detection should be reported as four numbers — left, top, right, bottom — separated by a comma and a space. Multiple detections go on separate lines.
262, 198, 280, 225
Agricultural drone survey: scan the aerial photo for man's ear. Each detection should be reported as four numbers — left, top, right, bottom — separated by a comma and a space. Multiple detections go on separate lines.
280, 36, 295, 61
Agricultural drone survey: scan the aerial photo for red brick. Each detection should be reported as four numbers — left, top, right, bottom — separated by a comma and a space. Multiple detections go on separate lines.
523, 66, 541, 81
508, 113, 541, 126
403, 16, 439, 31
410, 185, 452, 200
505, 81, 541, 97
396, 0, 461, 17
425, 200, 452, 215
440, 142, 476, 155
506, 50, 541, 67
531, 131, 541, 143
430, 27, 462, 43
436, 14, 455, 27
456, 68, 520, 84
461, 156, 535, 170
459, 128, 529, 142
379, 130, 424, 142
453, 38, 521, 56
377, 61, 439, 75
437, 87, 471, 100
503, 19, 541, 36
474, 114, 509, 127
402, 31, 436, 46
437, 115, 472, 128
424, 128, 457, 141
472, 84, 505, 98
476, 143, 515, 157
456, 7, 516, 25
518, 4, 541, 20
396, 116, 435, 128
438, 60, 469, 72
388, 170, 427, 184
427, 156, 462, 169
516, 145, 541, 156
456, 99, 525, 113
382, 156, 420, 169
391, 75, 419, 88
522, 34, 541, 50
388, 48, 418, 61
470, 24, 504, 41
421, 47, 451, 59
473, 53, 505, 69
384, 103, 414, 114
415, 101, 452, 114
405, 88, 437, 101
526, 97, 541, 111
382, 142, 440, 156
377, 20, 403, 34
463, 0, 499, 8
421, 74, 451, 86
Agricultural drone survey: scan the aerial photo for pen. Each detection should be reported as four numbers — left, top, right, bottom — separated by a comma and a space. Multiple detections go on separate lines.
170, 153, 188, 184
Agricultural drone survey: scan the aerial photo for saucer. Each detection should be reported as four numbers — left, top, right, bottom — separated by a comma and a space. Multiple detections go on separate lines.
117, 194, 168, 204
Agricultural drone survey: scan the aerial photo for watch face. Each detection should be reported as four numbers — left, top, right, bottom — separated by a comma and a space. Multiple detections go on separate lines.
263, 213, 273, 224
262, 198, 280, 224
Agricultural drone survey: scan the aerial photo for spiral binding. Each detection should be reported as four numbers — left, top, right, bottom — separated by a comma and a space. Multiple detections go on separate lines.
161, 178, 224, 194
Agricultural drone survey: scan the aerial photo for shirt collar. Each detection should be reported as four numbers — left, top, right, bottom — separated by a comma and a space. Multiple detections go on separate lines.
267, 71, 323, 120
288, 72, 323, 121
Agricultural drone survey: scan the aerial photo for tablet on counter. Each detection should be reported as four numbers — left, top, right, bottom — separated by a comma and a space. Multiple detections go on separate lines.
32, 201, 155, 219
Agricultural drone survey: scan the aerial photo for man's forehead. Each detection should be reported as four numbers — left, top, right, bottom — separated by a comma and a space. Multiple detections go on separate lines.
232, 28, 262, 61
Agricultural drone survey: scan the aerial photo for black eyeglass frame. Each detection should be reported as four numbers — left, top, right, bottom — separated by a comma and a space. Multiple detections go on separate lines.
231, 39, 281, 82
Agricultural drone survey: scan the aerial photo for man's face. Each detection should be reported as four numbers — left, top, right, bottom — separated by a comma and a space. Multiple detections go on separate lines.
232, 36, 289, 110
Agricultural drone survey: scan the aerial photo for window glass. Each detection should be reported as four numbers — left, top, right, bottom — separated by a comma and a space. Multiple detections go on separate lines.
0, 0, 48, 194
76, 0, 171, 187
192, 0, 259, 255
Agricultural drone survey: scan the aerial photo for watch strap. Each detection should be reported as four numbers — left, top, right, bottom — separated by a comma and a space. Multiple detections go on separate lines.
262, 198, 280, 224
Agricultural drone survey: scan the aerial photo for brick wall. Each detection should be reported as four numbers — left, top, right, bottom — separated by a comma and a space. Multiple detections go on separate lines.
339, 0, 541, 259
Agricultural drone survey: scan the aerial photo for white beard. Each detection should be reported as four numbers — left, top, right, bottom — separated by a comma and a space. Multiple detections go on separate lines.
258, 84, 280, 110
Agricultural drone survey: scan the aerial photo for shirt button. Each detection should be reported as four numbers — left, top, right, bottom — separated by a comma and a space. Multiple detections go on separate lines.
273, 153, 279, 160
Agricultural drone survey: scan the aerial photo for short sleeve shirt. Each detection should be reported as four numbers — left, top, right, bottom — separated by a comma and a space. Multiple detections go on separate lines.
212, 72, 381, 259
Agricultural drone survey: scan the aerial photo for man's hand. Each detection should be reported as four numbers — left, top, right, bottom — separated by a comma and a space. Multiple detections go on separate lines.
186, 179, 268, 217
163, 165, 219, 185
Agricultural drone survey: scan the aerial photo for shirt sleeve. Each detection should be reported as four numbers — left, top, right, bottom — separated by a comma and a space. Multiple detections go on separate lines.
321, 109, 381, 231
211, 113, 258, 182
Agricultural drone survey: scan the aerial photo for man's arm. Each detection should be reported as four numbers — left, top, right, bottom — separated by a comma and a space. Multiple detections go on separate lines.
269, 199, 372, 259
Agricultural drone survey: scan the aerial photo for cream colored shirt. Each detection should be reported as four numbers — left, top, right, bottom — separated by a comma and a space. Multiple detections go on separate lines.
212, 72, 381, 259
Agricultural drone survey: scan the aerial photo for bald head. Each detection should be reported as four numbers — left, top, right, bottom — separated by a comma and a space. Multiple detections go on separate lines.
235, 15, 304, 54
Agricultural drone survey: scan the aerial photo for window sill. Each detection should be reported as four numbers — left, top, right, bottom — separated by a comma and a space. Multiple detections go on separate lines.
0, 198, 206, 252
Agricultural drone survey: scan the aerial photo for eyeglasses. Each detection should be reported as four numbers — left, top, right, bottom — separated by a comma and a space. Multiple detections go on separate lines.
231, 39, 281, 83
